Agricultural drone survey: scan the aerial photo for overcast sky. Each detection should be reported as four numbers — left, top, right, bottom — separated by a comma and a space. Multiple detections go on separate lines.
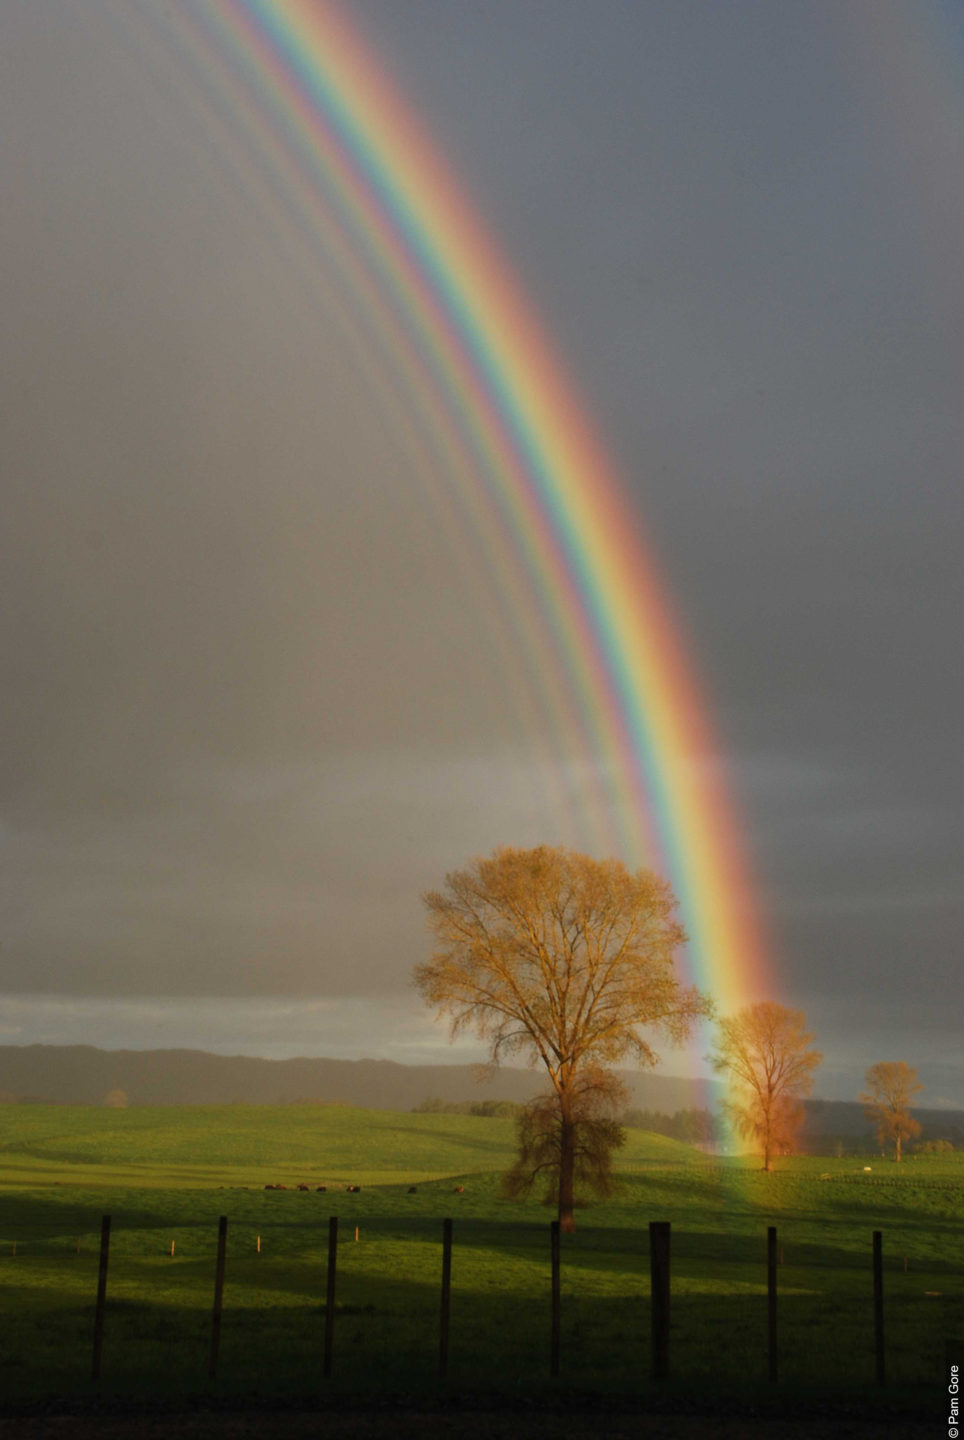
2, 1, 961, 1104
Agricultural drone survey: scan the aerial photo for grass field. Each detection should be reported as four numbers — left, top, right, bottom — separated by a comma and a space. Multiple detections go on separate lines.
0, 1104, 961, 1412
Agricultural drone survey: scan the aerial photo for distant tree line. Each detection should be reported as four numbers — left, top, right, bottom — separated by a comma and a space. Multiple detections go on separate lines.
413, 1098, 523, 1118
410, 1093, 960, 1154
413, 1100, 724, 1142
621, 1106, 723, 1146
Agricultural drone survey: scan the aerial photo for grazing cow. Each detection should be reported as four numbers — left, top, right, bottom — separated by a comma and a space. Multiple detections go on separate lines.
316, 1185, 327, 1192
454, 1185, 464, 1194
346, 1184, 361, 1193
407, 1186, 418, 1194
297, 1184, 309, 1191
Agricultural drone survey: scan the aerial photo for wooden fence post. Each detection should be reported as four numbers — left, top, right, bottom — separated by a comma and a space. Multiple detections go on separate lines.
550, 1219, 561, 1377
91, 1215, 111, 1381
873, 1229, 885, 1385
324, 1215, 338, 1378
439, 1217, 453, 1376
767, 1225, 778, 1382
649, 1221, 671, 1382
208, 1215, 228, 1379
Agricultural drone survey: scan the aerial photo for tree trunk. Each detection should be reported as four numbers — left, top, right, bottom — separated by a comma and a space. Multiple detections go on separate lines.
558, 1113, 576, 1233
761, 1094, 774, 1171
895, 1132, 902, 1164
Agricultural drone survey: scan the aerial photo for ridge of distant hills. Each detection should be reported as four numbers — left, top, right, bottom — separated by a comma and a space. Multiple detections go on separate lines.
0, 1045, 961, 1147
0, 1043, 719, 1112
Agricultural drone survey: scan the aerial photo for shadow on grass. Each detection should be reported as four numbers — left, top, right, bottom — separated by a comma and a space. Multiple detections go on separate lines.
0, 1229, 954, 1413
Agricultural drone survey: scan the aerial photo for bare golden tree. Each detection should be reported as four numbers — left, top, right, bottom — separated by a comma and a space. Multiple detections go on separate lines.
415, 845, 711, 1231
860, 1061, 923, 1163
710, 1002, 822, 1171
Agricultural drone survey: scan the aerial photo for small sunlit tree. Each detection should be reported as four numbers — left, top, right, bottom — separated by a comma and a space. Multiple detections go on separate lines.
710, 1002, 822, 1171
860, 1061, 923, 1163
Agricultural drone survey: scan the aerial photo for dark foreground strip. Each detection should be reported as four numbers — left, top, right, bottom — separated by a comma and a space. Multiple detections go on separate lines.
0, 1398, 936, 1440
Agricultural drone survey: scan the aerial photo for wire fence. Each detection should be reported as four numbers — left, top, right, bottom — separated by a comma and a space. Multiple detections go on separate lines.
2, 1214, 958, 1392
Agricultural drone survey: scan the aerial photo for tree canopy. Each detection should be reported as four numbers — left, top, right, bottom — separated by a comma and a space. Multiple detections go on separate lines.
415, 844, 711, 1228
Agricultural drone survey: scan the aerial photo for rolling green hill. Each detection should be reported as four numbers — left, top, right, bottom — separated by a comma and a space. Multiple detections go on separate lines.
0, 1102, 700, 1188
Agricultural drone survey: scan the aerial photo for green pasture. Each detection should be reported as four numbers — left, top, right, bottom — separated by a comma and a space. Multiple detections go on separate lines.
0, 1105, 960, 1410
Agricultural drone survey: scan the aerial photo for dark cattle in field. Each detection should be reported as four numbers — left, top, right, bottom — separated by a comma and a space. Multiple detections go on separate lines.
297, 1184, 309, 1191
454, 1185, 464, 1193
407, 1186, 417, 1194
346, 1184, 361, 1193
316, 1185, 327, 1192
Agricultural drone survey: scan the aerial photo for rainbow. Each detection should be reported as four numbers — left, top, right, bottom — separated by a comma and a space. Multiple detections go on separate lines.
126, 0, 772, 1015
